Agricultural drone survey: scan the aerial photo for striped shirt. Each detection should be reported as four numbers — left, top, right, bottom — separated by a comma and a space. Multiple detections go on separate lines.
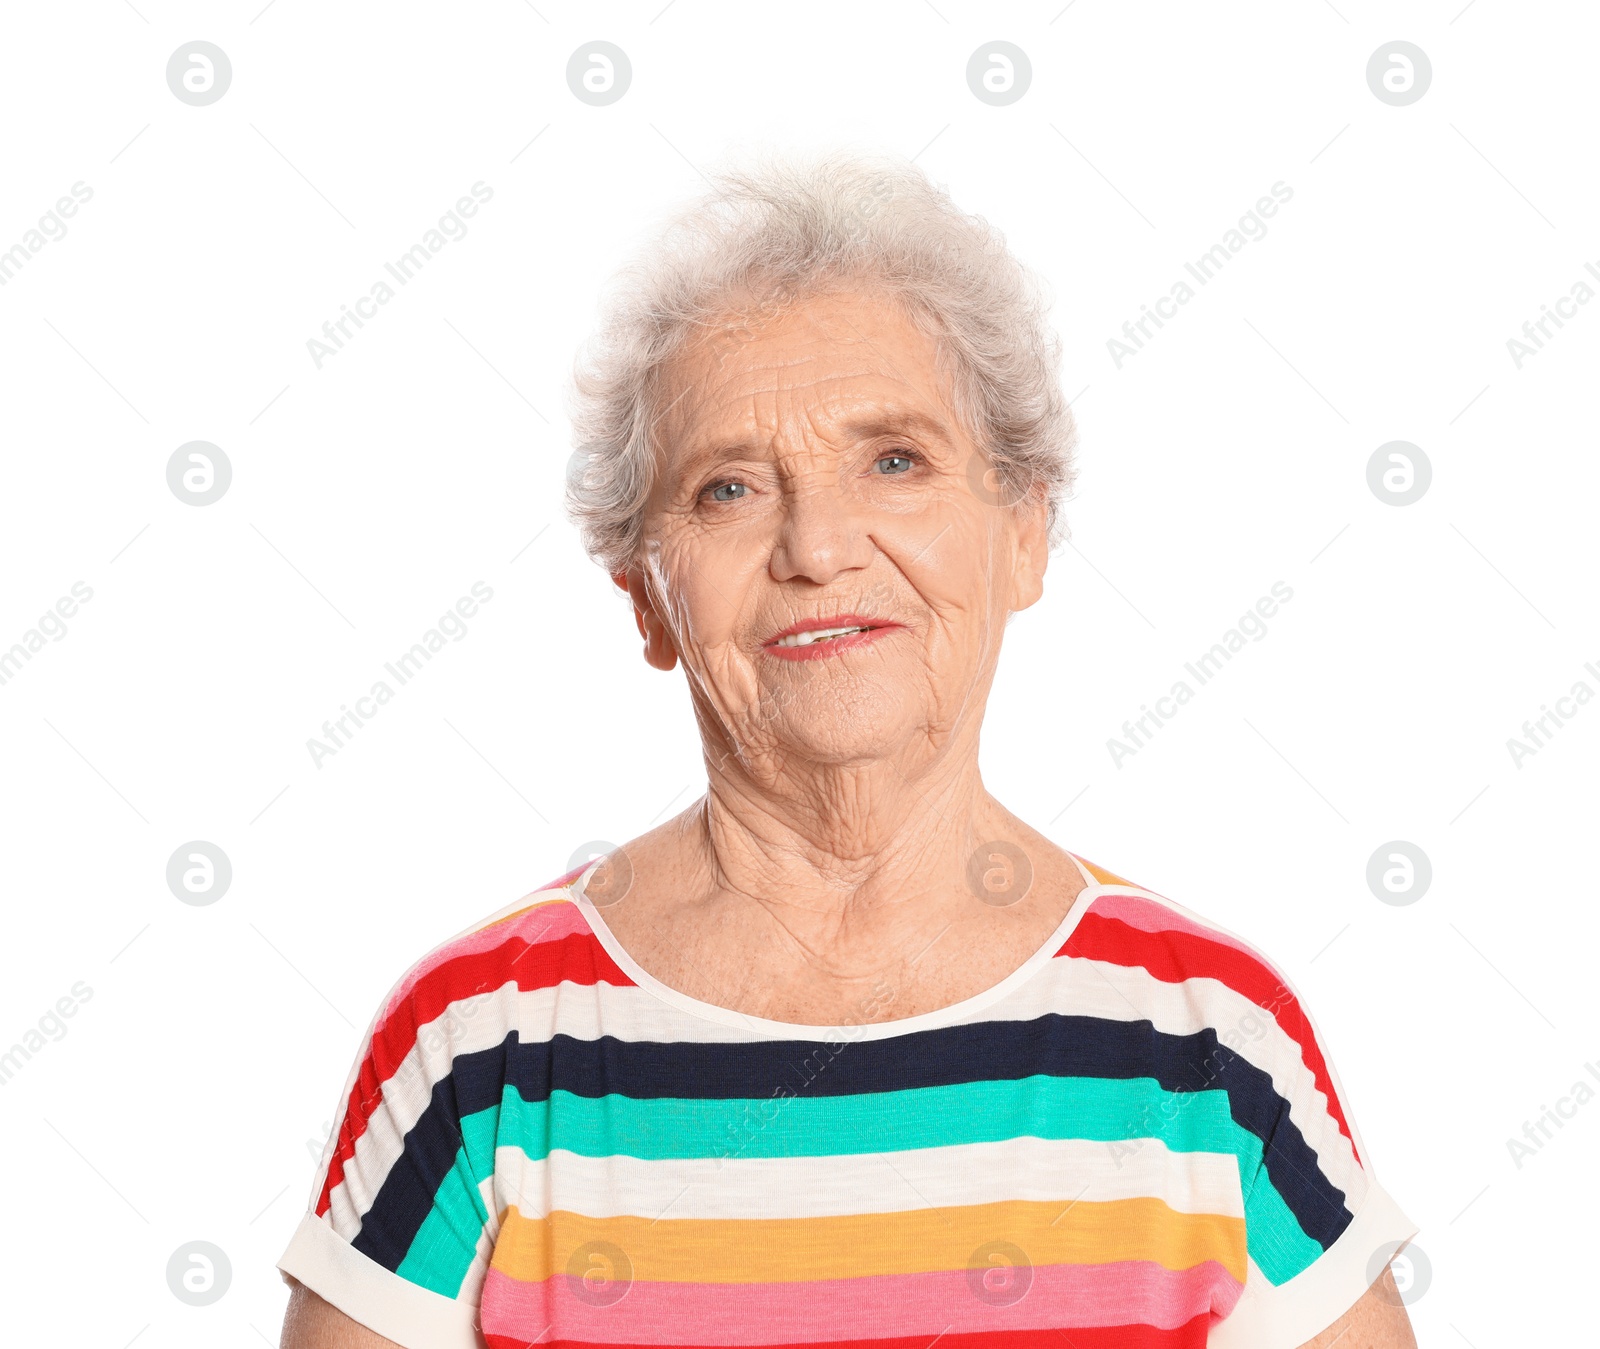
278, 851, 1417, 1349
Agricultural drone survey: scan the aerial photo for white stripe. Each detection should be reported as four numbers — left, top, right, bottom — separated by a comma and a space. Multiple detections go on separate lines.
487, 1134, 1246, 1222
328, 927, 1365, 1232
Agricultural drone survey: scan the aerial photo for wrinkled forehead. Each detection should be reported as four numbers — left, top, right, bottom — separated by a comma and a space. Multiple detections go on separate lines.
653, 286, 964, 465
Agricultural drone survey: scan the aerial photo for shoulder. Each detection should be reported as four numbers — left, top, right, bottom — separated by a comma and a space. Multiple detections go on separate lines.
366, 864, 601, 1036
310, 866, 613, 1227
1061, 856, 1417, 1328
1059, 853, 1370, 1184
1062, 852, 1305, 1018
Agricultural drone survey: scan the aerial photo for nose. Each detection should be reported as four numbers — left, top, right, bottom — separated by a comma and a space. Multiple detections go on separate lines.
768, 472, 875, 586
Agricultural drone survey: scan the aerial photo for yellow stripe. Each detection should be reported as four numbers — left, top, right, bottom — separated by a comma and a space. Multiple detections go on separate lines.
491, 1198, 1246, 1284
1074, 853, 1139, 889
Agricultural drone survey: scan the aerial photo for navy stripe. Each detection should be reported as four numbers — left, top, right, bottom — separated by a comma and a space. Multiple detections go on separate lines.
351, 1013, 1351, 1270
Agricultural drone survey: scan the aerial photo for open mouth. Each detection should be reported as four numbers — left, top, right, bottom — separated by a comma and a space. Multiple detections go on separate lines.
763, 617, 899, 660
773, 624, 876, 648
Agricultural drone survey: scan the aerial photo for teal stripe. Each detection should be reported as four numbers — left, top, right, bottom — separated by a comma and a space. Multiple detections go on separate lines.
394, 1111, 499, 1296
515, 1075, 1235, 1161
1243, 1164, 1326, 1284
389, 1075, 1325, 1290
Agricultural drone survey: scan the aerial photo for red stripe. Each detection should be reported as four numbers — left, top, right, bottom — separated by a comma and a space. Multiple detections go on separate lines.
1063, 911, 1359, 1163
485, 1317, 1212, 1349
316, 927, 631, 1216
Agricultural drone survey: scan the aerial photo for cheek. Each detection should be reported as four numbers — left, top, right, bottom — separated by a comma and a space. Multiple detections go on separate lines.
883, 499, 1003, 612
657, 532, 752, 644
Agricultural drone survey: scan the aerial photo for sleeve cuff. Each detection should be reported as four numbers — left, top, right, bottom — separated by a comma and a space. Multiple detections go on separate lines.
1208, 1183, 1420, 1349
277, 1211, 484, 1349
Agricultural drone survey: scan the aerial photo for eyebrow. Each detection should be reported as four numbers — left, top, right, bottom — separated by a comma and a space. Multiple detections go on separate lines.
677, 407, 955, 474
837, 408, 955, 446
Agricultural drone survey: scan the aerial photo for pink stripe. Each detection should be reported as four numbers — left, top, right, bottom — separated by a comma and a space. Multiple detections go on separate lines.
380, 897, 587, 1020
1084, 894, 1265, 965
479, 1260, 1242, 1345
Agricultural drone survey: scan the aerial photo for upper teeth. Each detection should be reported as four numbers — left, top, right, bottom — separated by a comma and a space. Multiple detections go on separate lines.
778, 625, 870, 647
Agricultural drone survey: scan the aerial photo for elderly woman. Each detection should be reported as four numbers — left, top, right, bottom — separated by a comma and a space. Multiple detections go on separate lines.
278, 150, 1418, 1349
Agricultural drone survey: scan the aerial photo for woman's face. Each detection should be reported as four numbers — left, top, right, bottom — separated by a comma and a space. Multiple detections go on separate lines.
631, 285, 1049, 778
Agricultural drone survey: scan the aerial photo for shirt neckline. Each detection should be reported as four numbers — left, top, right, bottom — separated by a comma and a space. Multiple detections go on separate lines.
565, 850, 1106, 1041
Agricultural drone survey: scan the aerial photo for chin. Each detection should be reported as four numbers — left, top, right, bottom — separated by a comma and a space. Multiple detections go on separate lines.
766, 707, 916, 766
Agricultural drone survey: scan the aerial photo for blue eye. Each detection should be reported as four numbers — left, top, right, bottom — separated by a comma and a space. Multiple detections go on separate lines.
876, 451, 918, 475
705, 480, 747, 503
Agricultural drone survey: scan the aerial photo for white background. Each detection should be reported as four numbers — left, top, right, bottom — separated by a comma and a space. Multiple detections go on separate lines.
1, 2, 1595, 1345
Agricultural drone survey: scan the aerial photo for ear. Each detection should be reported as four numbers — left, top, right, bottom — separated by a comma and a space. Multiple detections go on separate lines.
1008, 484, 1051, 613
615, 566, 679, 672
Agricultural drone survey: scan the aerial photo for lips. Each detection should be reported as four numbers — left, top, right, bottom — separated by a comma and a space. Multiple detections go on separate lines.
763, 614, 901, 661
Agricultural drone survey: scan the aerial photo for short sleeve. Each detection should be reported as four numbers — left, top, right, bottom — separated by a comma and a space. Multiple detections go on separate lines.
1207, 960, 1418, 1348
277, 927, 514, 1349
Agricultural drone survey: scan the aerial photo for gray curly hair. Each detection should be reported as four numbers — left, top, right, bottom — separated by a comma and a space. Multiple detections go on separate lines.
564, 145, 1078, 578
